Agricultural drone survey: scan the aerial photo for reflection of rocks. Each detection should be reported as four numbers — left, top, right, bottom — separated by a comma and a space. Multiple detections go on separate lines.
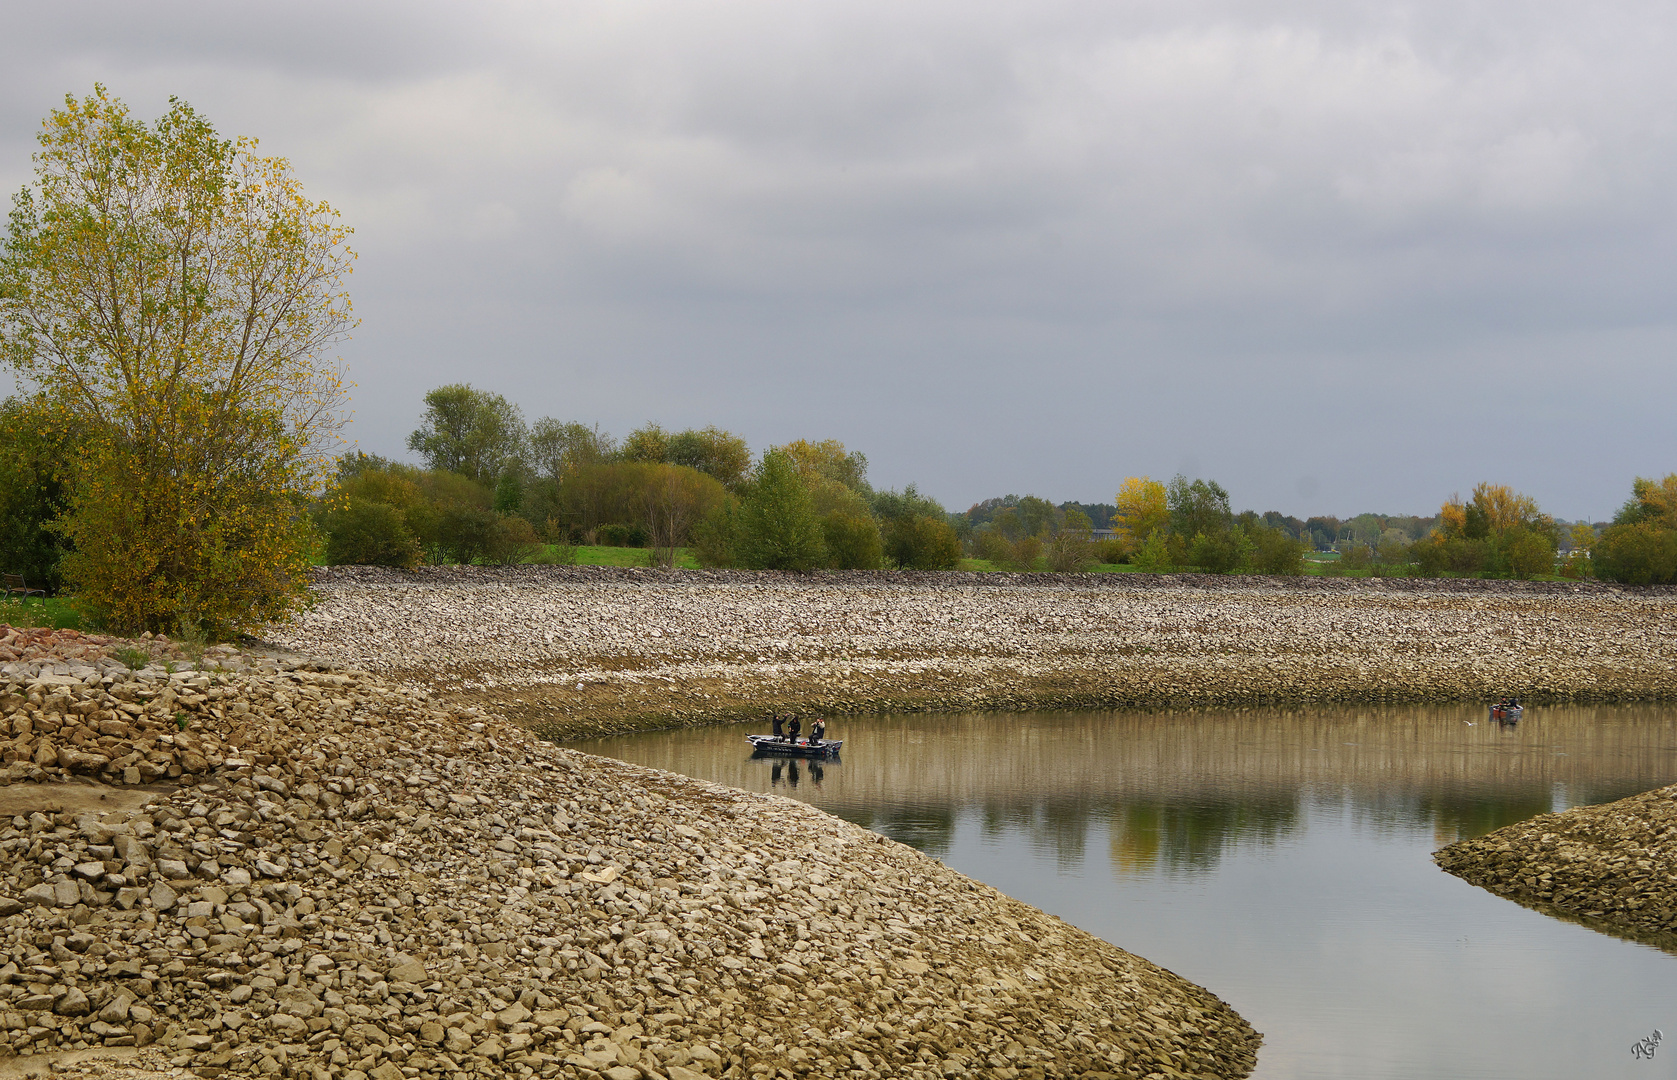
1435, 783, 1677, 944
278, 567, 1677, 741
0, 629, 1262, 1078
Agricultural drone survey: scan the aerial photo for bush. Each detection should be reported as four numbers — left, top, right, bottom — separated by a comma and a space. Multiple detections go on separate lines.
739, 451, 826, 571
1594, 524, 1677, 584
484, 515, 544, 566
1046, 529, 1094, 573
1132, 532, 1170, 572
597, 523, 648, 548
0, 398, 75, 594
1500, 525, 1555, 580
886, 515, 961, 570
320, 498, 422, 568
1094, 537, 1128, 565
1248, 525, 1304, 575
1341, 543, 1373, 572
972, 530, 1011, 564
822, 512, 884, 570
1187, 530, 1244, 573
692, 498, 744, 568
59, 431, 316, 637
432, 506, 500, 565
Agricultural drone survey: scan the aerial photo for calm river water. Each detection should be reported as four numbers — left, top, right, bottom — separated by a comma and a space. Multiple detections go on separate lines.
566, 705, 1677, 1080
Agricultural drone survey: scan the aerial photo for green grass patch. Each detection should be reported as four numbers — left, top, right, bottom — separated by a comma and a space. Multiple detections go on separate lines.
0, 597, 87, 631
554, 545, 703, 569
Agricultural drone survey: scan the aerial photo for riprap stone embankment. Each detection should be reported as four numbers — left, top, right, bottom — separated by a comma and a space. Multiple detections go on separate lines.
275, 567, 1677, 740
0, 626, 1262, 1079
1435, 784, 1677, 946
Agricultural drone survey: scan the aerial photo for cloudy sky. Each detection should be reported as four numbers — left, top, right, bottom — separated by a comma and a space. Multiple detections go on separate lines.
4, 1, 1674, 520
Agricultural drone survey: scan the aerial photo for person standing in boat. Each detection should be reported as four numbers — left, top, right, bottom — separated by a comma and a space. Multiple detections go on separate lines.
810, 718, 826, 746
788, 715, 802, 744
772, 714, 785, 741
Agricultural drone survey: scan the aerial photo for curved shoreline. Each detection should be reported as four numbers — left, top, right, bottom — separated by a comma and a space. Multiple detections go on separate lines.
278, 566, 1677, 741
1435, 783, 1677, 949
0, 625, 1263, 1078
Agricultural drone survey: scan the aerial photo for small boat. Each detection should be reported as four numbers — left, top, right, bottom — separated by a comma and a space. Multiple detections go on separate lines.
1490, 704, 1523, 719
747, 735, 842, 758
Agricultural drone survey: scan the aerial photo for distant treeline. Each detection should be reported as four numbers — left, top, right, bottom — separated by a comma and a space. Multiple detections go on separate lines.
11, 383, 1673, 589
316, 384, 958, 572
953, 478, 1623, 580
304, 386, 1677, 582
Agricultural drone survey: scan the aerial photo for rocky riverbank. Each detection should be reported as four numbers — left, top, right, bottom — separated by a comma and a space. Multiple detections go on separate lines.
272, 566, 1677, 740
1434, 783, 1677, 947
0, 626, 1263, 1078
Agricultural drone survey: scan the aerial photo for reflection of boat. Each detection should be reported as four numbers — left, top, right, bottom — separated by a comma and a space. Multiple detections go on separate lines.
1490, 705, 1523, 720
747, 735, 842, 758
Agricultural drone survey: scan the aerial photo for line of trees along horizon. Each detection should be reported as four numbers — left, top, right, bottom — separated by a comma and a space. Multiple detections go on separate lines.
5, 377, 1670, 589
285, 381, 1672, 583
314, 384, 959, 572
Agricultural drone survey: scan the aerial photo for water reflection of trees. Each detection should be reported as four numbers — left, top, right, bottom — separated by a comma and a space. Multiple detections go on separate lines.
833, 805, 957, 858
573, 703, 1677, 875
1108, 796, 1299, 874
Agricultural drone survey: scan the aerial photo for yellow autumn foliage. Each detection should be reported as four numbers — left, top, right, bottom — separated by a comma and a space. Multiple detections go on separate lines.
0, 86, 354, 634
1114, 476, 1169, 553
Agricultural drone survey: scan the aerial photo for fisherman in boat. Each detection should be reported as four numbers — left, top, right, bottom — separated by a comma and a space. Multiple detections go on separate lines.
788, 716, 802, 744
810, 718, 826, 746
771, 714, 785, 740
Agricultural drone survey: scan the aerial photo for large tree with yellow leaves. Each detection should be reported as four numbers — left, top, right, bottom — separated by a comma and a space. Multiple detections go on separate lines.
0, 87, 355, 633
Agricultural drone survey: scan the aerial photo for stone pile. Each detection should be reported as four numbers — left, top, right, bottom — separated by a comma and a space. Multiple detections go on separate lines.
2, 628, 284, 788
274, 567, 1677, 740
0, 626, 1262, 1079
1435, 783, 1677, 944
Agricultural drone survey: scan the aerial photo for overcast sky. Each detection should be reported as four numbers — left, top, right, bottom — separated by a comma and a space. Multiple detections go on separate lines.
4, 1, 1674, 520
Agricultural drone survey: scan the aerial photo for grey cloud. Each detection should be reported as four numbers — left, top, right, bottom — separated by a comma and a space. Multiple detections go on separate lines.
4, 1, 1676, 517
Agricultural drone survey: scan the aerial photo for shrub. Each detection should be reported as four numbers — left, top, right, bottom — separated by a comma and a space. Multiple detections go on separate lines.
1248, 525, 1304, 575
1594, 524, 1677, 584
738, 451, 827, 571
0, 398, 75, 594
59, 430, 317, 637
886, 515, 961, 570
822, 512, 884, 570
484, 515, 544, 566
597, 523, 648, 547
1094, 537, 1128, 565
692, 498, 744, 568
1187, 530, 1244, 573
433, 506, 500, 565
972, 530, 1012, 564
321, 498, 423, 568
1500, 525, 1555, 580
1046, 529, 1094, 573
1132, 532, 1170, 572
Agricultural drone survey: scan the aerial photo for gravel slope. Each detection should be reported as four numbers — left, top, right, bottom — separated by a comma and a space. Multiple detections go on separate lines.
0, 628, 1262, 1079
1435, 784, 1677, 947
273, 567, 1677, 739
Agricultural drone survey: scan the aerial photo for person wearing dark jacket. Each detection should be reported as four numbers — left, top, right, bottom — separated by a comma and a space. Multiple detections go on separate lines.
788, 716, 802, 743
771, 714, 785, 740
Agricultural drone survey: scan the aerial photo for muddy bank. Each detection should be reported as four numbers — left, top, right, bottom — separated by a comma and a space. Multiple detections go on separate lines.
0, 626, 1262, 1078
1435, 784, 1677, 948
272, 567, 1677, 740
